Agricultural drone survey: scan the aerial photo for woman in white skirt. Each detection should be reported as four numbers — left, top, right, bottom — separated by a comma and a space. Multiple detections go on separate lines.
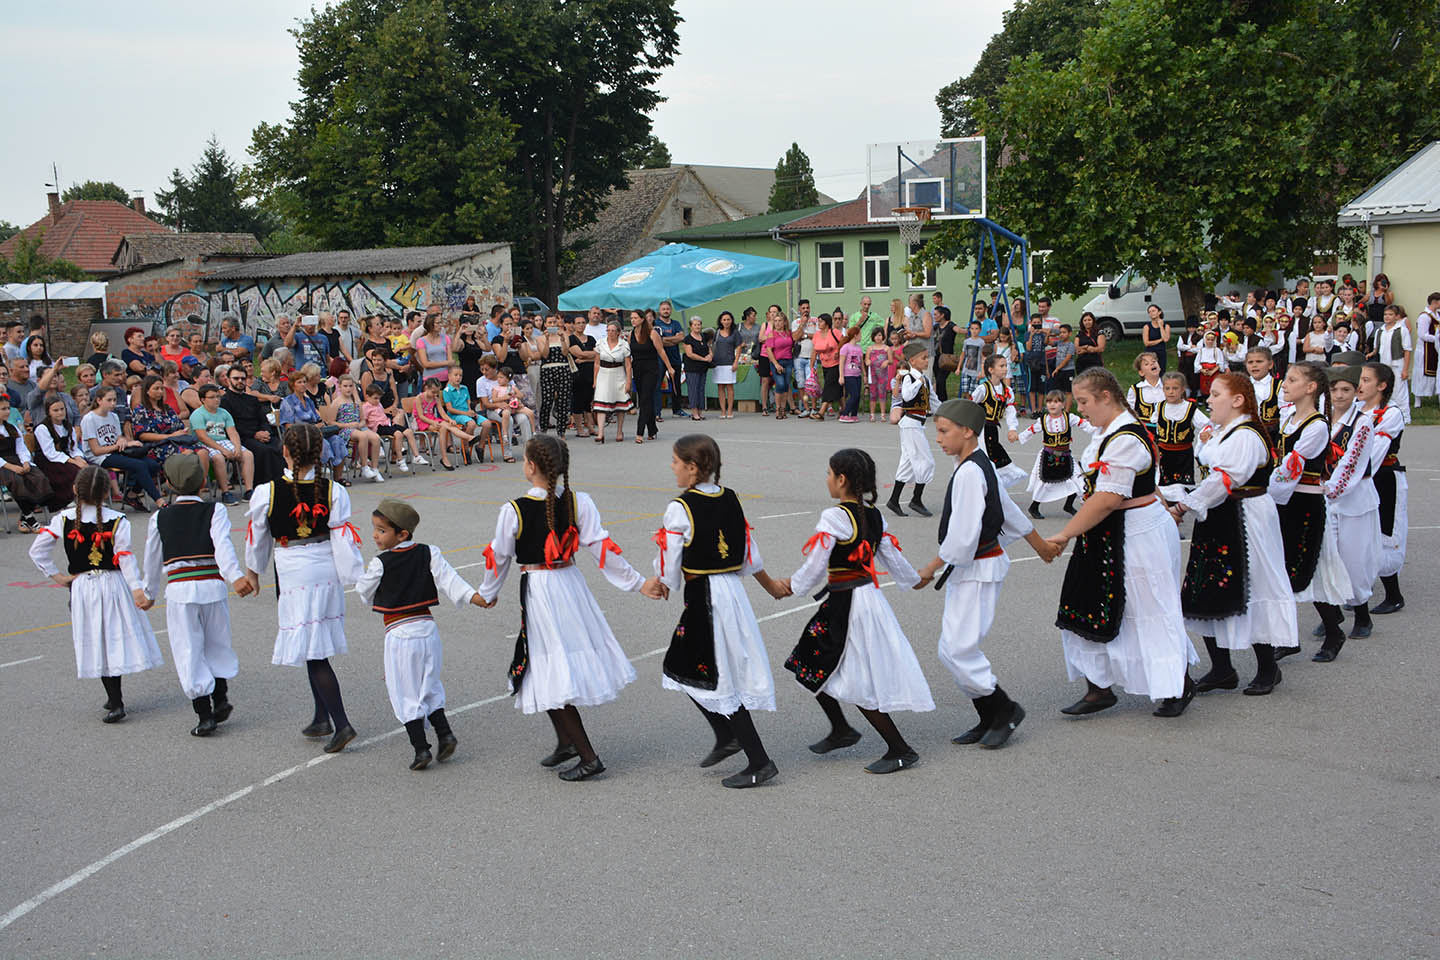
1016, 389, 1093, 518
1361, 363, 1407, 616
643, 434, 790, 788
970, 355, 1028, 489
478, 435, 647, 782
590, 319, 633, 443
1267, 363, 1354, 662
1171, 374, 1298, 697
1323, 364, 1382, 640
777, 448, 933, 774
244, 423, 365, 754
30, 466, 163, 723
1046, 368, 1197, 718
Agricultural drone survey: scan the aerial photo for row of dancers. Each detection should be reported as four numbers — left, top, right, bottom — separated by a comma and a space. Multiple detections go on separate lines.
27, 353, 1408, 783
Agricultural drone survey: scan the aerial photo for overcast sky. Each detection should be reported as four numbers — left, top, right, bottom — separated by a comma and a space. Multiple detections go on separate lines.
0, 0, 1006, 227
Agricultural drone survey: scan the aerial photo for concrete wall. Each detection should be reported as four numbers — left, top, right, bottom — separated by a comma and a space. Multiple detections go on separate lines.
108, 254, 259, 333
0, 298, 103, 359
1370, 223, 1440, 322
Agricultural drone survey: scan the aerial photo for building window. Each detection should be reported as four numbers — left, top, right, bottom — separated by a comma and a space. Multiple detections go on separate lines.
862, 240, 890, 291
817, 242, 844, 292
682, 206, 693, 226
907, 242, 937, 289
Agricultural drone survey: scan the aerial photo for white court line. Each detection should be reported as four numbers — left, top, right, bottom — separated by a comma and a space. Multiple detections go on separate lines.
0, 656, 43, 670
755, 511, 816, 520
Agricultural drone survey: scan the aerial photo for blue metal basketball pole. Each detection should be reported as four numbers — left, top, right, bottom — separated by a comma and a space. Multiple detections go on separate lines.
966, 217, 1032, 327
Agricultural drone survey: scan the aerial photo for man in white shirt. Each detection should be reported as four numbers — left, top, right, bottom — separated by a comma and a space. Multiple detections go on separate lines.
475, 357, 533, 447
583, 305, 608, 344
1374, 304, 1413, 421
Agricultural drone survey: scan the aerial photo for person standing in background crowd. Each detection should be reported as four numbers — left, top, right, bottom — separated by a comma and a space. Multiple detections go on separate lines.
931, 306, 957, 402
792, 300, 817, 419
568, 315, 598, 438
849, 295, 884, 346
764, 304, 798, 420
1413, 292, 1439, 408
218, 316, 254, 364
1141, 305, 1172, 371
1074, 311, 1106, 376
681, 316, 712, 422
839, 322, 865, 423
711, 310, 740, 420
653, 300, 685, 420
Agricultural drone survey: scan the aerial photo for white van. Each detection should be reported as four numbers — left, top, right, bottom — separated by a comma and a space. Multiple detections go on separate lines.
1080, 267, 1184, 342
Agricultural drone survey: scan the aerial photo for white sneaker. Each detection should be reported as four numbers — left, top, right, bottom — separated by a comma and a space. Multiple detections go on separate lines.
397, 459, 410, 474
361, 465, 379, 481
411, 454, 429, 466
373, 470, 386, 483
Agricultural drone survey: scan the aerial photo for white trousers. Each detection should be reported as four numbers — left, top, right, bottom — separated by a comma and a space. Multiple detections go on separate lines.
895, 424, 936, 484
937, 577, 1000, 697
384, 618, 446, 722
166, 600, 238, 700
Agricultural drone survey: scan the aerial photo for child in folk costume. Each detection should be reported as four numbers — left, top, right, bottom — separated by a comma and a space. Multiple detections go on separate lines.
1171, 374, 1297, 697
1246, 347, 1283, 444
1371, 305, 1413, 422
1153, 372, 1210, 486
645, 434, 789, 789
29, 466, 164, 723
776, 448, 934, 774
1195, 331, 1226, 397
478, 435, 646, 782
1322, 365, 1382, 640
141, 454, 254, 737
357, 499, 483, 771
1047, 368, 1197, 719
1128, 351, 1165, 424
916, 400, 1061, 746
885, 341, 938, 517
1412, 292, 1439, 407
1016, 390, 1093, 519
970, 354, 1026, 489
0, 394, 61, 533
1360, 362, 1407, 616
1267, 363, 1353, 662
244, 423, 366, 754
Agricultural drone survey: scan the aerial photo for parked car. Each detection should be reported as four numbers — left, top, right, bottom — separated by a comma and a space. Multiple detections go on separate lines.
512, 296, 550, 317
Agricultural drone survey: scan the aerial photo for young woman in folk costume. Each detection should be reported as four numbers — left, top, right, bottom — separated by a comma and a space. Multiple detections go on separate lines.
1320, 364, 1383, 642
1358, 362, 1407, 617
969, 354, 1026, 489
1266, 362, 1353, 663
1152, 372, 1210, 487
476, 434, 647, 782
30, 466, 164, 723
1170, 374, 1297, 698
243, 423, 366, 754
644, 434, 790, 789
1045, 368, 1197, 719
775, 448, 934, 774
1015, 389, 1095, 519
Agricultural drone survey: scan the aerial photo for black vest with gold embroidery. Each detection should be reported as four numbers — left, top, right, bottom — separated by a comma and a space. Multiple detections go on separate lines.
678, 487, 747, 575
1253, 376, 1281, 429
827, 502, 881, 579
899, 372, 930, 421
63, 514, 121, 574
268, 478, 332, 543
156, 500, 217, 564
371, 544, 439, 617
1279, 412, 1329, 484
1041, 415, 1074, 449
1155, 401, 1200, 449
979, 380, 1009, 424
1128, 382, 1158, 421
510, 490, 578, 565
1223, 421, 1275, 494
1082, 423, 1157, 499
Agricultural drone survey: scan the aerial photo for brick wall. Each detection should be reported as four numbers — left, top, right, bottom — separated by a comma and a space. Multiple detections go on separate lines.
107, 254, 258, 328
0, 298, 103, 358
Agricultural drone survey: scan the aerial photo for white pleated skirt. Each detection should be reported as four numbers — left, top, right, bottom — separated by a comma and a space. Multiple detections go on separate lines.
384, 618, 445, 722
511, 565, 636, 714
1062, 500, 1197, 700
1185, 496, 1299, 650
820, 583, 935, 713
662, 572, 776, 715
979, 433, 1028, 489
1378, 471, 1407, 578
1294, 492, 1354, 605
70, 570, 164, 679
1334, 510, 1381, 606
1025, 451, 1083, 503
271, 542, 348, 666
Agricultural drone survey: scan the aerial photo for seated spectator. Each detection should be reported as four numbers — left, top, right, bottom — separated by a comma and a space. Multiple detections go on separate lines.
25, 364, 77, 426
179, 366, 216, 413
159, 326, 194, 367
260, 315, 295, 360
35, 392, 95, 509
132, 374, 201, 466
294, 314, 330, 369
120, 327, 157, 377
158, 361, 192, 416
0, 394, 64, 531
81, 385, 165, 511
218, 315, 254, 361
189, 383, 251, 504
277, 367, 347, 468
220, 364, 285, 485
8, 358, 36, 416
187, 332, 211, 368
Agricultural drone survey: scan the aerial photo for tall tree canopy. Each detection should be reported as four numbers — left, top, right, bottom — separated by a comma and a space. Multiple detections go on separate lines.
251, 0, 680, 303
60, 180, 131, 205
624, 134, 673, 169
768, 143, 820, 213
156, 136, 275, 238
917, 0, 1440, 318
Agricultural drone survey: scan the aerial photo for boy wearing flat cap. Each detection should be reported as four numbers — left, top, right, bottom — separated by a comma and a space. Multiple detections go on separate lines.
356, 498, 486, 771
913, 400, 1059, 749
887, 340, 939, 517
142, 453, 255, 737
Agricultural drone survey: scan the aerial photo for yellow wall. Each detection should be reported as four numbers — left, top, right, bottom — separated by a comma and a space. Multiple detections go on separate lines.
1371, 222, 1440, 322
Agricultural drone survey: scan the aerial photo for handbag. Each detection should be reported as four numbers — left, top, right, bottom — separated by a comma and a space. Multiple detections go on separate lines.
938, 352, 959, 371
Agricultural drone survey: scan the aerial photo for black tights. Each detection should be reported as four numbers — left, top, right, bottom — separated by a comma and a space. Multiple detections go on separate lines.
816, 691, 910, 759
691, 697, 769, 773
405, 709, 452, 751
547, 705, 597, 764
1315, 602, 1344, 642
306, 658, 350, 730
101, 675, 123, 708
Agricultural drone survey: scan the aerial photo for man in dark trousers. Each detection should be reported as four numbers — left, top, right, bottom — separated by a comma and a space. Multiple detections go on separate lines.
219, 365, 285, 485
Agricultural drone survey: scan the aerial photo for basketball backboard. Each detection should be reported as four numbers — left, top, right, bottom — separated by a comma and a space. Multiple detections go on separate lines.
865, 137, 986, 221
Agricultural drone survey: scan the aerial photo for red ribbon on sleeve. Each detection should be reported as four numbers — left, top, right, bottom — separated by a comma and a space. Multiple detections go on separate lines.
653, 527, 681, 577
1283, 450, 1304, 479
1216, 468, 1233, 493
483, 543, 497, 572
883, 531, 902, 552
1087, 461, 1110, 475
596, 536, 622, 570
802, 531, 831, 555
338, 521, 361, 545
745, 522, 755, 564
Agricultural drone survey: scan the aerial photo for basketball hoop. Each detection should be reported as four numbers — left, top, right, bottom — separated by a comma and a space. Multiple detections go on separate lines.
892, 206, 932, 247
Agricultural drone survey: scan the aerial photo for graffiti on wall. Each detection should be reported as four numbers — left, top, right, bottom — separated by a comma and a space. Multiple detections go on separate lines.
116, 256, 513, 340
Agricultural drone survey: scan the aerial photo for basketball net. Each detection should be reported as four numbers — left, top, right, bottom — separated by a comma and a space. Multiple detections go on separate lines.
893, 206, 931, 248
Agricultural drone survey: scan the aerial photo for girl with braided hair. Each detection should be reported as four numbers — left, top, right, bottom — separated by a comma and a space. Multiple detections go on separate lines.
775, 448, 934, 774
244, 422, 365, 754
477, 434, 649, 782
30, 466, 163, 723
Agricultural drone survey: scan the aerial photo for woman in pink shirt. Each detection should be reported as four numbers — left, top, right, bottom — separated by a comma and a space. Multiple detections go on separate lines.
764, 304, 797, 419
808, 314, 847, 421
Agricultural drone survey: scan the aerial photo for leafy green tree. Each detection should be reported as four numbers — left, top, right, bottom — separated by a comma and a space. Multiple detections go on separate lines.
60, 180, 131, 205
0, 221, 18, 243
155, 136, 275, 237
0, 230, 88, 283
624, 134, 672, 169
251, 0, 680, 303
916, 0, 1440, 320
936, 0, 1104, 138
768, 143, 820, 213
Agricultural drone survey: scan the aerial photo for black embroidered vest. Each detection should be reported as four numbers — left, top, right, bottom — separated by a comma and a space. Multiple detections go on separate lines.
1082, 423, 1157, 499
1155, 402, 1199, 449
1253, 376, 1281, 428
156, 500, 217, 564
939, 451, 1004, 558
1279, 412, 1329, 484
372, 544, 439, 616
827, 502, 881, 579
1129, 382, 1158, 421
1041, 416, 1073, 449
64, 515, 120, 574
979, 380, 1009, 423
1224, 421, 1275, 494
0, 424, 23, 465
899, 372, 931, 420
678, 487, 747, 575
510, 490, 578, 565
269, 478, 332, 543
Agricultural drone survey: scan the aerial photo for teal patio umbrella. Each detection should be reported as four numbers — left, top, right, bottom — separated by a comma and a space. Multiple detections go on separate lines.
557, 243, 799, 312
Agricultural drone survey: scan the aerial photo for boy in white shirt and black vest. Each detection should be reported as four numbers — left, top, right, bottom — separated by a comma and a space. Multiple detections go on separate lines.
142, 454, 255, 736
357, 498, 484, 771
886, 341, 938, 517
1245, 347, 1282, 444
